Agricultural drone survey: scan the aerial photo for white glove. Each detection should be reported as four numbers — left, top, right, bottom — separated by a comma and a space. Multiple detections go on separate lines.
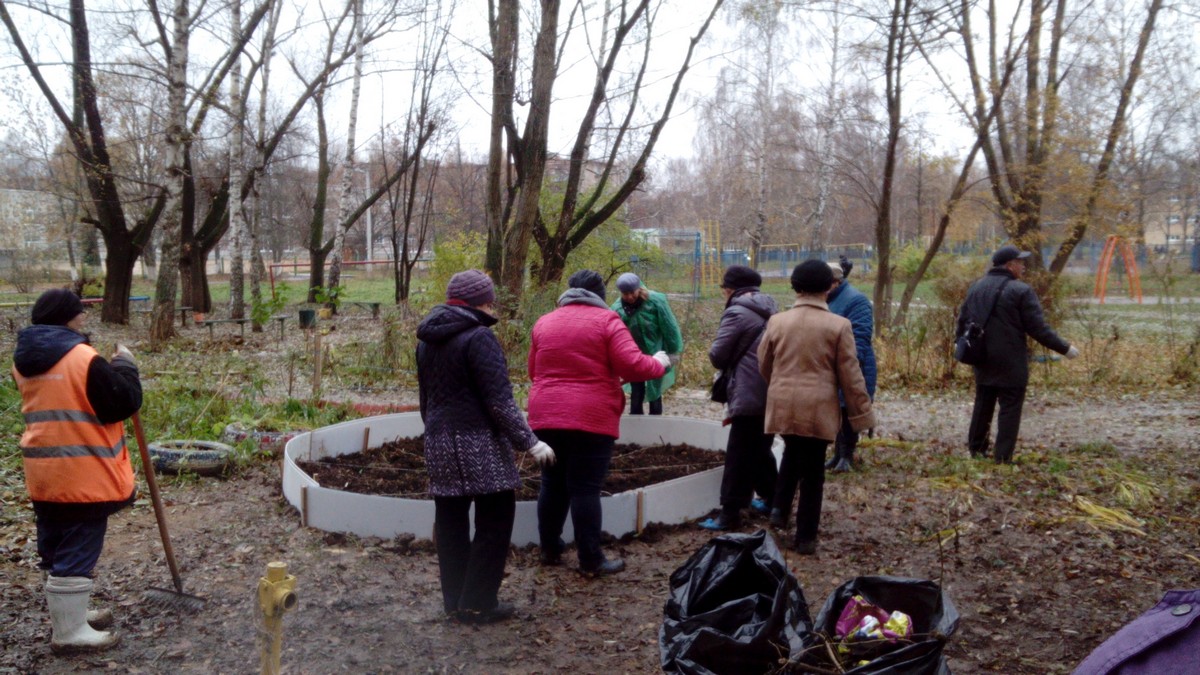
651, 351, 671, 369
668, 353, 681, 368
113, 344, 135, 364
529, 441, 556, 467
1065, 345, 1080, 360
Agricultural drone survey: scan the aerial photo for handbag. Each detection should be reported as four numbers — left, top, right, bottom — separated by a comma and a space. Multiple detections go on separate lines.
954, 279, 1010, 365
711, 322, 766, 403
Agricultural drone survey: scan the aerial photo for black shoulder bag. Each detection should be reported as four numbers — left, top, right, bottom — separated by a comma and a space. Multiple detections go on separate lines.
711, 320, 767, 403
954, 279, 1011, 366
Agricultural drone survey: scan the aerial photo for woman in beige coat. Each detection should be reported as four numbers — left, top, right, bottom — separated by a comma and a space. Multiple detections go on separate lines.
758, 259, 875, 554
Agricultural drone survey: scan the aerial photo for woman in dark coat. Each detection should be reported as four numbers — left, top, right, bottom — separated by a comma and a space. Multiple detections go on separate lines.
416, 270, 555, 623
699, 265, 777, 530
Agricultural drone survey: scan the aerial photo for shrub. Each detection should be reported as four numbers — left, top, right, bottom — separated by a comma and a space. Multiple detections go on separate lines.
430, 232, 487, 293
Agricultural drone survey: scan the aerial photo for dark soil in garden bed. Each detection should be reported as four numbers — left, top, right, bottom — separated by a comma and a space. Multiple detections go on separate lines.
295, 437, 724, 500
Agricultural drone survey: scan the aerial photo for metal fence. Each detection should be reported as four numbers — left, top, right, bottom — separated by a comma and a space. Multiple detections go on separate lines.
659, 239, 1200, 280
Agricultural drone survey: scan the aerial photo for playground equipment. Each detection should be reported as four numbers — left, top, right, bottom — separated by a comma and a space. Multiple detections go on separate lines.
693, 220, 722, 294
1094, 235, 1143, 304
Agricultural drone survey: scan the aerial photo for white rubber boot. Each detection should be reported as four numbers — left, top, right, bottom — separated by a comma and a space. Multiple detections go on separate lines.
87, 608, 114, 630
45, 576, 120, 653
45, 572, 112, 628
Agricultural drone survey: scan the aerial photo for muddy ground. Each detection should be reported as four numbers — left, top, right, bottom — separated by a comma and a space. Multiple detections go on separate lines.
1, 316, 1198, 674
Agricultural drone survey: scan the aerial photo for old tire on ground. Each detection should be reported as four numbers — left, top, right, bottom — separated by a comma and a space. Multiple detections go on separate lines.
147, 440, 234, 476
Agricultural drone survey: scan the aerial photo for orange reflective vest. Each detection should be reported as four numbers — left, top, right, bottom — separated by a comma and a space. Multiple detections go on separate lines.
14, 343, 134, 504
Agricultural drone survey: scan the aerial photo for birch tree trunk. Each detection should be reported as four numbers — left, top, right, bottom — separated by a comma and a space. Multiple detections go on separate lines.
747, 1, 781, 267
809, 3, 843, 254
150, 0, 190, 343
228, 0, 246, 320
326, 0, 366, 305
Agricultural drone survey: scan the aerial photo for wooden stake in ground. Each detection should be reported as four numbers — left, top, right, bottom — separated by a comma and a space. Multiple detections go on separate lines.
287, 353, 295, 398
312, 330, 323, 400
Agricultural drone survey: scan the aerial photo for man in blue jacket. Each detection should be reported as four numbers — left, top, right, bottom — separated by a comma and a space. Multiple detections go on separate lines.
825, 258, 876, 472
957, 245, 1079, 463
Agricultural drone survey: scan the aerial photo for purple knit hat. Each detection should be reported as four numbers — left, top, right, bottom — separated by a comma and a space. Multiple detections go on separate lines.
446, 269, 496, 307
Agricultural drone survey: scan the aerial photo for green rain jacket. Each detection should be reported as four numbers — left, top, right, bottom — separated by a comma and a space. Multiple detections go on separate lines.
611, 289, 683, 402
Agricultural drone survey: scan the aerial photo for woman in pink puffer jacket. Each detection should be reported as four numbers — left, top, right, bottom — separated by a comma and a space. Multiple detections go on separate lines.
527, 270, 669, 577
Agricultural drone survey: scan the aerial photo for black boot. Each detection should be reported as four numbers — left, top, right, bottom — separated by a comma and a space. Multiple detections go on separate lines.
827, 432, 847, 470
824, 450, 840, 471
768, 508, 788, 529
831, 445, 854, 473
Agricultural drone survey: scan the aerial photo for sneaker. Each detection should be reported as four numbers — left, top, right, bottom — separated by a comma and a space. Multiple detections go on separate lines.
698, 513, 740, 531
456, 601, 515, 624
580, 558, 626, 578
749, 498, 770, 515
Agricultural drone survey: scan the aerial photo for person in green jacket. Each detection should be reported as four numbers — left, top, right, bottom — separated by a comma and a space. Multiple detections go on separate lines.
612, 273, 683, 415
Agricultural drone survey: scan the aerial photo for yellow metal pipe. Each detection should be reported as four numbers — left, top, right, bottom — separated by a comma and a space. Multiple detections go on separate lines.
258, 561, 298, 675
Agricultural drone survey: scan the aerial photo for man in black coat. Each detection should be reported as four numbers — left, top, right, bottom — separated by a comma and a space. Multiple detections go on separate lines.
957, 245, 1079, 463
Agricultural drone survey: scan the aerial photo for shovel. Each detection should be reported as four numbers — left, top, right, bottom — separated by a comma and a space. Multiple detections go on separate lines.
131, 412, 207, 612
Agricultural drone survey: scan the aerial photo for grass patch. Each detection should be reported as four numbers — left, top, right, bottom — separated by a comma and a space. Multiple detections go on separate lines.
1072, 441, 1119, 457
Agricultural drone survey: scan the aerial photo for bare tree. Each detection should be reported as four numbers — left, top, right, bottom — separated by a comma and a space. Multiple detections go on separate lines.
325, 0, 368, 301
381, 0, 454, 304
948, 0, 1165, 279
1049, 0, 1165, 274
484, 0, 725, 304
1, 0, 161, 323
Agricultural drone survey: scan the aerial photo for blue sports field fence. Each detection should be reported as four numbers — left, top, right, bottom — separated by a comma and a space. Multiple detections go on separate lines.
652, 239, 1198, 279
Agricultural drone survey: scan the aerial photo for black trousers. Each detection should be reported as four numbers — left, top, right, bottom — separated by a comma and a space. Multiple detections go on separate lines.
719, 415, 776, 516
629, 382, 662, 415
772, 435, 829, 543
968, 384, 1027, 463
833, 406, 859, 458
433, 490, 515, 614
535, 429, 615, 570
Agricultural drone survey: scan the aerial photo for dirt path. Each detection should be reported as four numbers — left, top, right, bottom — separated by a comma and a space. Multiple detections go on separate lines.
1, 384, 1196, 673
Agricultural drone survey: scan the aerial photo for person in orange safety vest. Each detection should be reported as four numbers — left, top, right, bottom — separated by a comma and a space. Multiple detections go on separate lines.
13, 289, 142, 654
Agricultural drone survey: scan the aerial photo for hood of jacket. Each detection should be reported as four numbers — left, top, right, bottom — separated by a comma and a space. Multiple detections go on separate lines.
416, 304, 497, 345
14, 325, 89, 378
557, 288, 610, 309
729, 289, 777, 321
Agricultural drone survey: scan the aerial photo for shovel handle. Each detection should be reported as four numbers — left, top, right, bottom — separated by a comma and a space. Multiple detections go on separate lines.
131, 412, 185, 594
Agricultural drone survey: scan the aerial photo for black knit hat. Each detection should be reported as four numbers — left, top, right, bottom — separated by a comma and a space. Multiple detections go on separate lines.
721, 265, 762, 290
568, 269, 606, 301
31, 288, 85, 326
790, 259, 835, 294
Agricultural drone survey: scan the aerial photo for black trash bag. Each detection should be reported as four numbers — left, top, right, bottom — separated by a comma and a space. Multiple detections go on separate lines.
660, 529, 811, 675
795, 576, 960, 675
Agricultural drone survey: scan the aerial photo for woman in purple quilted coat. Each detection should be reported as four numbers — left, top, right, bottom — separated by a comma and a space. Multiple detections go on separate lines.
416, 270, 556, 624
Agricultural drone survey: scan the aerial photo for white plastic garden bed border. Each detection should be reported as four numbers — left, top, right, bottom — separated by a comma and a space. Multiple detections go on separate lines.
282, 412, 731, 546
